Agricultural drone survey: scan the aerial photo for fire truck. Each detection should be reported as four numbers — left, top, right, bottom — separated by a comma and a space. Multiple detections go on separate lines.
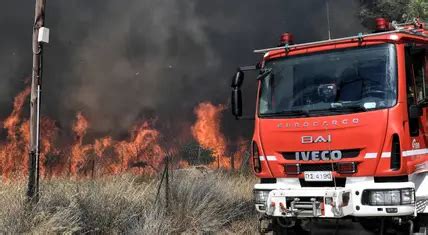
231, 18, 428, 234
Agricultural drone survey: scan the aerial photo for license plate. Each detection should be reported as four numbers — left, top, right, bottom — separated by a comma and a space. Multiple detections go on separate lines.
304, 171, 333, 182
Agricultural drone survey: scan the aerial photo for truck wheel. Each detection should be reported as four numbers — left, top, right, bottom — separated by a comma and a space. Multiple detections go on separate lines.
272, 218, 310, 235
359, 219, 381, 233
414, 214, 428, 234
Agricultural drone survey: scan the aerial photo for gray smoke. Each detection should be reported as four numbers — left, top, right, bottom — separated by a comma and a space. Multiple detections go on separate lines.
0, 0, 366, 143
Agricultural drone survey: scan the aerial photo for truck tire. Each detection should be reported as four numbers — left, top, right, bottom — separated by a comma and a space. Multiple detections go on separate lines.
359, 219, 382, 233
272, 218, 310, 235
414, 214, 428, 234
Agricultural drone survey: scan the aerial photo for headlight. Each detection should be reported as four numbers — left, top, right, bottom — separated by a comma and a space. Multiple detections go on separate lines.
254, 190, 270, 204
386, 190, 401, 205
370, 191, 385, 205
363, 188, 415, 206
401, 189, 415, 205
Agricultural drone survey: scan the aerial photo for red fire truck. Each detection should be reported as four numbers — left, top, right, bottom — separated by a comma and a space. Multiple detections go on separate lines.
231, 18, 428, 234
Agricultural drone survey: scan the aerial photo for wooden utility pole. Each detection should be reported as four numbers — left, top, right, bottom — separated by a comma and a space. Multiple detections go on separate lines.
27, 0, 48, 202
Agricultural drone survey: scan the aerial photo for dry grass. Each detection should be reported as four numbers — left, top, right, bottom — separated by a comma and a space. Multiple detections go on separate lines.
0, 169, 258, 234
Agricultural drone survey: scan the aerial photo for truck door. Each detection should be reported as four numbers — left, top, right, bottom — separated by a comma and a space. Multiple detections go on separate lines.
405, 45, 428, 151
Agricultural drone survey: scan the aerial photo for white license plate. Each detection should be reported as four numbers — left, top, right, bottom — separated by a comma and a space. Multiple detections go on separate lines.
304, 171, 333, 182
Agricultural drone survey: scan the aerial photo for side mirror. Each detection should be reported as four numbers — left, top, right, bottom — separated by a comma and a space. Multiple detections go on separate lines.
232, 88, 242, 118
231, 70, 244, 119
409, 104, 422, 119
231, 70, 244, 88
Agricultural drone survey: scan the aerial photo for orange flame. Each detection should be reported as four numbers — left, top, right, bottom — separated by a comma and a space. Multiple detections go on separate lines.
39, 117, 59, 177
69, 113, 165, 177
0, 87, 31, 180
3, 87, 30, 138
1, 87, 249, 181
115, 122, 164, 175
231, 138, 249, 169
191, 102, 230, 169
70, 112, 92, 177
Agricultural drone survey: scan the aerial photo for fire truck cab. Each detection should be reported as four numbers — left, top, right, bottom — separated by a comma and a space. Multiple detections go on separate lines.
231, 19, 428, 234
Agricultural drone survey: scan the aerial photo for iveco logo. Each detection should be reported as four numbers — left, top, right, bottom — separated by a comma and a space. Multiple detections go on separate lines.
301, 135, 331, 144
295, 151, 342, 161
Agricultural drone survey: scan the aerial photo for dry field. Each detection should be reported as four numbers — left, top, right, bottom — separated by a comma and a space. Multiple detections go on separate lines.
0, 169, 258, 234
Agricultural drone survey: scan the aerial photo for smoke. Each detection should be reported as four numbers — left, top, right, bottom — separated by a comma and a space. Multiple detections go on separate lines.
0, 0, 366, 144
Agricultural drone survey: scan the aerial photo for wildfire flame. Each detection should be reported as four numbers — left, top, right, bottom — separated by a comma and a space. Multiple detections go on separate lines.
3, 87, 30, 138
0, 88, 31, 180
0, 87, 248, 181
115, 122, 164, 175
0, 87, 61, 181
191, 102, 230, 168
69, 112, 165, 177
231, 138, 249, 169
70, 112, 92, 177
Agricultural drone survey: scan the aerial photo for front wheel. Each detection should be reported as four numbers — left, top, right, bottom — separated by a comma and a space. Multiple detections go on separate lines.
359, 219, 382, 233
414, 214, 428, 234
272, 218, 310, 235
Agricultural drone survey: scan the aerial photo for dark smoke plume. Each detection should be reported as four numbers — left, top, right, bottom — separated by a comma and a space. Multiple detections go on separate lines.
0, 0, 365, 144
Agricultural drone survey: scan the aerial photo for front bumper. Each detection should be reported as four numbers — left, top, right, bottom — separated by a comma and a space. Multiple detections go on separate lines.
255, 177, 416, 218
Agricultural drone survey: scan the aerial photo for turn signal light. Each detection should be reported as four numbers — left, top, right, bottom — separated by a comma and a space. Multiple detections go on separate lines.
337, 162, 357, 174
252, 142, 262, 173
391, 135, 401, 170
285, 164, 300, 175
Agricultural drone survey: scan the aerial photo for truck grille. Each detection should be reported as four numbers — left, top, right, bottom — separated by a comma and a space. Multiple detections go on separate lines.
292, 163, 359, 174
282, 149, 360, 160
300, 163, 337, 172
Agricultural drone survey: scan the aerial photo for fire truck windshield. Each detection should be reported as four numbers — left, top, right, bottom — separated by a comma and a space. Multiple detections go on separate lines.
259, 44, 397, 118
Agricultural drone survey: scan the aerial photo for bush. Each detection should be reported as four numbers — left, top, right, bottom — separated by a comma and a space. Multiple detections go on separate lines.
0, 171, 257, 233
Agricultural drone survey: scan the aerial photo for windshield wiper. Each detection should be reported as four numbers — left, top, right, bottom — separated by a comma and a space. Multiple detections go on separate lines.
418, 98, 428, 106
328, 103, 367, 112
307, 103, 367, 114
261, 109, 310, 117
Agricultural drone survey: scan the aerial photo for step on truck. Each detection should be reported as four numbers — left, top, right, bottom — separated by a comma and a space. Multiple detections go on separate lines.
231, 18, 428, 234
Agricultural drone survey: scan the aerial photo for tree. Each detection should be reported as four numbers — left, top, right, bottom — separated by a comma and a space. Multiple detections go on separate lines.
407, 0, 428, 20
179, 141, 215, 165
359, 0, 428, 27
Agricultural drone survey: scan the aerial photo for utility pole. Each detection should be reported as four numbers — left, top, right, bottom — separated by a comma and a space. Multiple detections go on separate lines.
27, 0, 49, 202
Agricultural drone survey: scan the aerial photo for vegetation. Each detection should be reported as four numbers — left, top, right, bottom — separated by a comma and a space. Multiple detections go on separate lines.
0, 170, 257, 233
359, 0, 428, 27
179, 141, 216, 165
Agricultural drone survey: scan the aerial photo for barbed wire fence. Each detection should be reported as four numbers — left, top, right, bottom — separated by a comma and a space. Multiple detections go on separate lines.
153, 138, 252, 210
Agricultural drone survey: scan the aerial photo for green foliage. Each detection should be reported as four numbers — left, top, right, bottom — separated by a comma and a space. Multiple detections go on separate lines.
359, 0, 428, 27
178, 140, 215, 165
408, 0, 428, 20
